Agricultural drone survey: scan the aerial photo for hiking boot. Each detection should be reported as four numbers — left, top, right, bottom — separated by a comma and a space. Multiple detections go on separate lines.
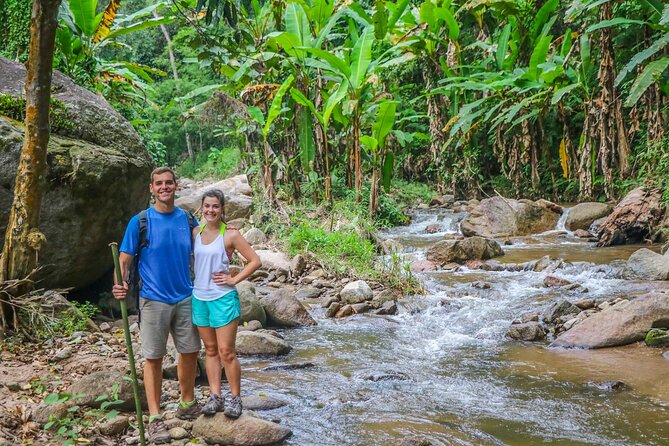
147, 418, 171, 444
175, 399, 202, 420
224, 395, 243, 419
202, 394, 225, 416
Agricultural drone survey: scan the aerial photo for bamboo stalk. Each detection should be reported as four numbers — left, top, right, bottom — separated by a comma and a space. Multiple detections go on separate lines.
110, 243, 146, 446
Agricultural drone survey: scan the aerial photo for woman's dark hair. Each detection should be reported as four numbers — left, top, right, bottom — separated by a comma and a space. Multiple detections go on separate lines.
201, 189, 226, 221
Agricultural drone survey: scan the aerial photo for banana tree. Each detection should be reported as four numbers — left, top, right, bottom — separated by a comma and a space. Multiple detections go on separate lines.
56, 0, 173, 99
360, 100, 397, 217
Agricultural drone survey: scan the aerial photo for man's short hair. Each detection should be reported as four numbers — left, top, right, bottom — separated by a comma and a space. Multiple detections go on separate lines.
150, 167, 176, 183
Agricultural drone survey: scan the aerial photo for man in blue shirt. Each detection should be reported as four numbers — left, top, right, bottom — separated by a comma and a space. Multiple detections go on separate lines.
112, 167, 200, 444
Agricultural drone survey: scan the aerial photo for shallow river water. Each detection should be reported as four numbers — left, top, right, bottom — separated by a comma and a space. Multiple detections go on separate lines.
240, 208, 669, 445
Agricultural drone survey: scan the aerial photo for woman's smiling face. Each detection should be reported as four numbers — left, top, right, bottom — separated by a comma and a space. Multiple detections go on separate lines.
202, 196, 223, 223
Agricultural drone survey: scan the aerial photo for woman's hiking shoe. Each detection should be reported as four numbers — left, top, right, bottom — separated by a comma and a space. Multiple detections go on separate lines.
147, 419, 171, 444
224, 395, 243, 419
175, 400, 202, 420
202, 394, 225, 415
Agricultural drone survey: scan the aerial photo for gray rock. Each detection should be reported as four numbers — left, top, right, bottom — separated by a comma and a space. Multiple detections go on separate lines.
242, 395, 288, 410
460, 197, 561, 238
626, 248, 669, 280
98, 415, 129, 436
544, 300, 581, 324
238, 281, 267, 327
67, 370, 147, 411
192, 414, 291, 445
340, 280, 373, 304
565, 203, 613, 231
0, 59, 151, 289
426, 236, 504, 263
290, 254, 306, 277
552, 293, 669, 348
574, 229, 593, 238
32, 402, 68, 425
373, 300, 398, 315
351, 303, 370, 313
295, 287, 323, 300
238, 320, 263, 331
335, 304, 354, 318
260, 289, 316, 327
255, 250, 292, 275
325, 302, 341, 318
243, 227, 267, 246
320, 294, 339, 308
507, 322, 546, 341
236, 331, 292, 356
169, 427, 189, 440
54, 346, 73, 361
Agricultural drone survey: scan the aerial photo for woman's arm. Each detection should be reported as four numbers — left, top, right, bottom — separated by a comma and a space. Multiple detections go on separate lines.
212, 230, 262, 286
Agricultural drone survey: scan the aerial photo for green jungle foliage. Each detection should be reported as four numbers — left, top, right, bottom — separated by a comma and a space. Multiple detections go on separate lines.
0, 0, 32, 61
1, 0, 667, 211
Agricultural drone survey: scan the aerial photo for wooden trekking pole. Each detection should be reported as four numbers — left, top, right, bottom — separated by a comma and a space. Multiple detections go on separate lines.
110, 242, 146, 446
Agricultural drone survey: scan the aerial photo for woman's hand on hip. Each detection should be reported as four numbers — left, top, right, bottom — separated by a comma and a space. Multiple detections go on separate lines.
212, 272, 237, 286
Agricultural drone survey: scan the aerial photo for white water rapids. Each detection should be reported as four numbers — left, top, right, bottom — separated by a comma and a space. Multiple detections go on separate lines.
239, 208, 669, 445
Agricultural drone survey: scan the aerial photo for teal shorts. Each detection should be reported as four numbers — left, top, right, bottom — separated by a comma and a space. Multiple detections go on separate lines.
192, 290, 241, 328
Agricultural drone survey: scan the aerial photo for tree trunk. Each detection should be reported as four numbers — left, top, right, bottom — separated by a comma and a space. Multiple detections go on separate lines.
153, 9, 179, 80
0, 0, 62, 331
353, 110, 362, 201
369, 160, 379, 218
185, 132, 194, 163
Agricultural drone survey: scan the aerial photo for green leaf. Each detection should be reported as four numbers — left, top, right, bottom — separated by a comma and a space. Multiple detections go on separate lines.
360, 135, 378, 153
373, 0, 388, 40
264, 74, 295, 136
304, 48, 351, 79
350, 26, 375, 90
529, 35, 552, 81
297, 108, 316, 171
496, 24, 511, 70
69, 0, 99, 37
530, 0, 558, 42
323, 80, 349, 128
45, 393, 69, 405
382, 151, 394, 192
615, 34, 669, 86
372, 101, 397, 148
247, 105, 265, 126
625, 57, 669, 107
662, 4, 669, 25
434, 7, 459, 41
268, 31, 304, 58
580, 34, 591, 80
387, 0, 410, 33
560, 28, 573, 59
551, 83, 580, 105
107, 16, 175, 39
586, 18, 646, 33
176, 84, 224, 102
285, 2, 312, 47
290, 88, 321, 123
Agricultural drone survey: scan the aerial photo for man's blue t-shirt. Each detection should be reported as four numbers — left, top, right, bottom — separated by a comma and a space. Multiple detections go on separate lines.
120, 207, 196, 304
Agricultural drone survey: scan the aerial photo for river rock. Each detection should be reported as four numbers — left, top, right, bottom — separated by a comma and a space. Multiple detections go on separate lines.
507, 322, 546, 341
295, 286, 323, 300
192, 413, 291, 445
243, 395, 288, 410
290, 254, 306, 276
325, 302, 341, 317
0, 58, 151, 289
426, 236, 504, 264
373, 300, 398, 315
67, 370, 147, 411
335, 304, 354, 318
380, 238, 403, 254
626, 248, 669, 280
175, 174, 253, 220
544, 300, 580, 324
410, 260, 438, 272
243, 227, 266, 245
260, 288, 316, 327
340, 280, 373, 304
236, 331, 292, 356
238, 281, 267, 327
574, 229, 593, 238
460, 197, 561, 238
597, 187, 665, 247
255, 250, 292, 275
565, 203, 613, 231
543, 276, 573, 288
644, 328, 669, 347
551, 293, 669, 348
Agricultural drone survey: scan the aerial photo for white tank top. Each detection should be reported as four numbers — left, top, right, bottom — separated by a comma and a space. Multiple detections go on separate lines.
193, 225, 236, 301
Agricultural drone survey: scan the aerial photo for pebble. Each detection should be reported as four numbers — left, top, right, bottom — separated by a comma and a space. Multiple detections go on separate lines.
125, 436, 139, 445
169, 427, 189, 440
99, 322, 112, 332
111, 352, 126, 358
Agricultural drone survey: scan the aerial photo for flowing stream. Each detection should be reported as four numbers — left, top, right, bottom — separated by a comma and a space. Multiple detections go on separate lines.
241, 208, 669, 445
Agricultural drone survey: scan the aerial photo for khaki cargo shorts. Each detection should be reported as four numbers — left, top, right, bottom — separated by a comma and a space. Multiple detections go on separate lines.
139, 297, 201, 359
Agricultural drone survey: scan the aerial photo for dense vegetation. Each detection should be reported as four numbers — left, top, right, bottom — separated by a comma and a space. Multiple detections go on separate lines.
1, 0, 668, 210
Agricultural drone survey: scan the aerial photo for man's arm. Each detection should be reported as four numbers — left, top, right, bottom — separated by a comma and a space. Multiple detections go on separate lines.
111, 252, 134, 300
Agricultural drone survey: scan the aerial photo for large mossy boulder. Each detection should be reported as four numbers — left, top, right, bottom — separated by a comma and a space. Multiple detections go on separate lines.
426, 236, 504, 264
0, 58, 151, 289
460, 197, 562, 238
174, 174, 253, 219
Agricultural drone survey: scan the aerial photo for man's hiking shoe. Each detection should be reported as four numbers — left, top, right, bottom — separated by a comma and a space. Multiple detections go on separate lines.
224, 395, 242, 419
202, 394, 224, 416
175, 400, 202, 420
147, 419, 170, 444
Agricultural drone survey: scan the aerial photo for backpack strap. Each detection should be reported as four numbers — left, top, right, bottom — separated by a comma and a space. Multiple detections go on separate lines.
138, 209, 149, 251
198, 222, 226, 235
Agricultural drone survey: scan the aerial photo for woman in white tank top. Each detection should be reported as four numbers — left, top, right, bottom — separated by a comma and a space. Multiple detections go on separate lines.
191, 189, 261, 418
